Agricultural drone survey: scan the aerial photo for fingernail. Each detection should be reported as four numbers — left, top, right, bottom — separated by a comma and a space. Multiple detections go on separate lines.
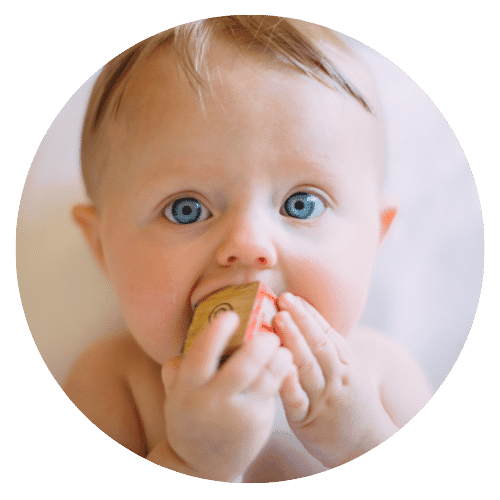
280, 293, 295, 307
275, 312, 285, 326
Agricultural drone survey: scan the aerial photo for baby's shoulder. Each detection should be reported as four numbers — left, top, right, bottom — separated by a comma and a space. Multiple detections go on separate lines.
65, 331, 152, 382
348, 325, 428, 380
63, 331, 162, 456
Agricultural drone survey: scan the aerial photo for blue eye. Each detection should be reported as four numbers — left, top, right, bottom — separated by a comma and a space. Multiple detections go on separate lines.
283, 192, 325, 219
164, 197, 211, 224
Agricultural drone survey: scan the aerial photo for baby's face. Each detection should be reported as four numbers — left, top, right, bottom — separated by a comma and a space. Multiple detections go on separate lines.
93, 44, 391, 364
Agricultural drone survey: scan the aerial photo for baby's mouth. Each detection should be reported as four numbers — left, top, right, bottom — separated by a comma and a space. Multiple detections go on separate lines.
183, 281, 280, 358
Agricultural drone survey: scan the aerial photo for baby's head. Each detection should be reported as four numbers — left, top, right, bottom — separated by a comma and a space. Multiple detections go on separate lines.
74, 16, 396, 364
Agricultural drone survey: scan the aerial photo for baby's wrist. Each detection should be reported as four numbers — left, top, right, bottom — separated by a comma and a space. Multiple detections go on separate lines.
147, 439, 246, 482
314, 414, 399, 468
147, 440, 219, 480
346, 416, 399, 465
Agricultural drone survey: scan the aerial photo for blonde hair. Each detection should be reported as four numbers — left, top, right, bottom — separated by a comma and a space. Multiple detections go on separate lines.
81, 15, 371, 203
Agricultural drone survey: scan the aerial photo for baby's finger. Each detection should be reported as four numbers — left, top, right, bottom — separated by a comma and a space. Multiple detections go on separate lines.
243, 346, 294, 398
179, 311, 240, 387
279, 293, 341, 382
300, 298, 351, 365
280, 365, 309, 423
273, 310, 326, 397
216, 332, 280, 394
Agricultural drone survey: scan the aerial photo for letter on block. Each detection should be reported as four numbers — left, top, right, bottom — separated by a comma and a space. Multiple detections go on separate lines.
182, 282, 278, 360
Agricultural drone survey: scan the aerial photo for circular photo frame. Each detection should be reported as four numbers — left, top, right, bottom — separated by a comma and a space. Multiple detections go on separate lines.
14, 10, 487, 494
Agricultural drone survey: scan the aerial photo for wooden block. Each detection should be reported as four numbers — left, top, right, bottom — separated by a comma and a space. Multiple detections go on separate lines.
182, 282, 278, 358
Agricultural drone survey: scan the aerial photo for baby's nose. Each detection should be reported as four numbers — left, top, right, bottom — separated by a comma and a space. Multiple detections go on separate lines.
217, 218, 278, 268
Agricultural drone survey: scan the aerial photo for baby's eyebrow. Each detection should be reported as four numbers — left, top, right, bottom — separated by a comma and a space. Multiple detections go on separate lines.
301, 162, 343, 185
273, 158, 343, 189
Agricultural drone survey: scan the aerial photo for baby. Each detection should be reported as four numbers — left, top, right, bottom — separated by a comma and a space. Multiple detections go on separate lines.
65, 15, 432, 482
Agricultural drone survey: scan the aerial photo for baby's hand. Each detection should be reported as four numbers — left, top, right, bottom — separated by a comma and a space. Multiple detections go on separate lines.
275, 294, 398, 468
162, 311, 293, 482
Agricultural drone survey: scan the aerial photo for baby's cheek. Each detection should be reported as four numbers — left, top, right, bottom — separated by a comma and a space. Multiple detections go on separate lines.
119, 280, 192, 364
314, 279, 361, 335
104, 242, 192, 359
288, 256, 369, 336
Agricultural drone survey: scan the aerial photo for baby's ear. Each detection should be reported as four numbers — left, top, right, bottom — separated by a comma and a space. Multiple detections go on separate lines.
72, 204, 108, 275
378, 201, 398, 244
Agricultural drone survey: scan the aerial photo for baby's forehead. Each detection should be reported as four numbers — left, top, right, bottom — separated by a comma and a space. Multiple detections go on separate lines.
118, 36, 380, 122
120, 17, 379, 113
82, 19, 386, 204
111, 51, 384, 187
115, 39, 384, 156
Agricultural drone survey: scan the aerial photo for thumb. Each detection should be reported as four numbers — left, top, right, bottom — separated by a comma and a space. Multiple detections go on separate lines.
280, 365, 309, 423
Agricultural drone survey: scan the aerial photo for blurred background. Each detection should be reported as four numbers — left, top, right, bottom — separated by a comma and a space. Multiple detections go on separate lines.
16, 34, 483, 392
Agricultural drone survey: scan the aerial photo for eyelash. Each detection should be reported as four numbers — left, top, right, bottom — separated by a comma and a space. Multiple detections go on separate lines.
162, 191, 327, 225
